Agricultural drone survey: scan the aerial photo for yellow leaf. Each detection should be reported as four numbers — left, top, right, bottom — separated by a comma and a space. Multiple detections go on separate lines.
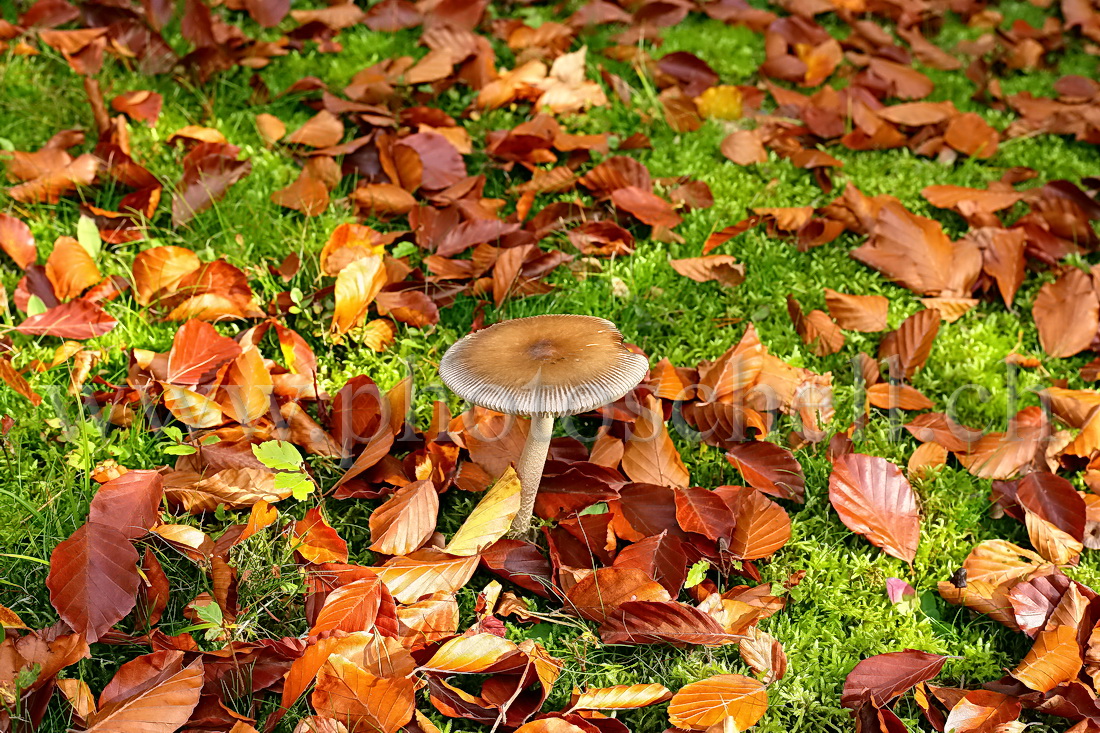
332, 254, 387, 334
695, 86, 743, 120
444, 466, 522, 556
160, 383, 225, 428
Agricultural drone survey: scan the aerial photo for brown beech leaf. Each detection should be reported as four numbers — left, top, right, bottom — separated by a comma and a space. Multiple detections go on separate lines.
111, 90, 162, 125
955, 406, 1048, 480
674, 486, 736, 541
823, 289, 888, 332
569, 684, 673, 711
286, 111, 344, 148
46, 235, 100, 300
599, 600, 738, 646
852, 201, 980, 297
828, 453, 920, 563
942, 690, 1022, 733
667, 674, 768, 730
565, 567, 671, 623
351, 183, 417, 217
444, 466, 522, 556
333, 254, 388, 334
85, 652, 203, 733
312, 655, 415, 733
374, 549, 479, 604
172, 143, 251, 226
47, 521, 141, 643
0, 355, 42, 405
1026, 512, 1083, 565
369, 480, 439, 556
944, 113, 999, 159
738, 626, 787, 684
725, 441, 805, 502
866, 383, 934, 411
88, 470, 164, 540
878, 309, 940, 380
622, 395, 690, 487
271, 172, 330, 216
310, 574, 397, 636
720, 130, 767, 165
1016, 472, 1086, 541
669, 255, 745, 287
1011, 625, 1082, 692
721, 485, 792, 559
131, 246, 201, 306
841, 650, 946, 708
787, 296, 844, 356
293, 508, 349, 564
159, 383, 225, 428
611, 186, 682, 228
0, 213, 37, 269
16, 299, 118, 340
1033, 268, 1099, 358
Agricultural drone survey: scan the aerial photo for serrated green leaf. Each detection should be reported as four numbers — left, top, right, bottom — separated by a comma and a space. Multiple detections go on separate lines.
252, 440, 302, 471
275, 471, 314, 501
685, 560, 710, 589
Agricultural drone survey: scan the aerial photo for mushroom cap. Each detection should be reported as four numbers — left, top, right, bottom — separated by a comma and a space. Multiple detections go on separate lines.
439, 314, 649, 417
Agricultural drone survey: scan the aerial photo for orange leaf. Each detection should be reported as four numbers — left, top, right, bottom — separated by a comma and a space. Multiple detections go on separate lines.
724, 441, 806, 503
721, 486, 792, 560
46, 235, 100, 300
667, 674, 768, 730
369, 480, 439, 556
310, 574, 397, 636
866, 383, 934, 411
0, 213, 36, 269
1012, 625, 1082, 692
823, 289, 888, 332
312, 655, 415, 733
570, 684, 673, 711
828, 453, 919, 563
622, 394, 690, 487
669, 255, 745, 287
374, 548, 478, 604
293, 508, 349, 564
564, 567, 671, 623
720, 130, 767, 165
159, 383, 225, 429
332, 254, 388, 334
286, 111, 344, 148
942, 690, 1021, 732
1033, 268, 1099, 358
85, 652, 203, 733
131, 246, 201, 306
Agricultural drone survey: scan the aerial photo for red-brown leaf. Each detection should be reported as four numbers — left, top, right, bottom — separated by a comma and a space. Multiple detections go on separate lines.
841, 650, 947, 708
47, 521, 141, 643
88, 470, 164, 540
824, 289, 889, 332
724, 441, 805, 503
828, 453, 920, 563
0, 213, 36, 269
1033, 268, 1099, 358
16, 299, 117, 339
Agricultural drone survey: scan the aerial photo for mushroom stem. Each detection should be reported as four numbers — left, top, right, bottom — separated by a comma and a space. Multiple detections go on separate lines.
510, 414, 554, 537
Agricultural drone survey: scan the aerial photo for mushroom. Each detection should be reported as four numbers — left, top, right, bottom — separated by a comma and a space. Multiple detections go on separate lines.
439, 314, 648, 537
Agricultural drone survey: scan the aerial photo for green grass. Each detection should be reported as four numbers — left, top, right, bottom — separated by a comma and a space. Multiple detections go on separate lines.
2, 1, 1100, 731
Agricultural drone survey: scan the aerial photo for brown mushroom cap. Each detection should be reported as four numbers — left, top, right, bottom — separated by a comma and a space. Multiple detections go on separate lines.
439, 314, 649, 417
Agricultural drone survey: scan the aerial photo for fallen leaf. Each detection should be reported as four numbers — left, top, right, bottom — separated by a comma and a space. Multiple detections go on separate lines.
828, 453, 920, 563
667, 674, 768, 730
